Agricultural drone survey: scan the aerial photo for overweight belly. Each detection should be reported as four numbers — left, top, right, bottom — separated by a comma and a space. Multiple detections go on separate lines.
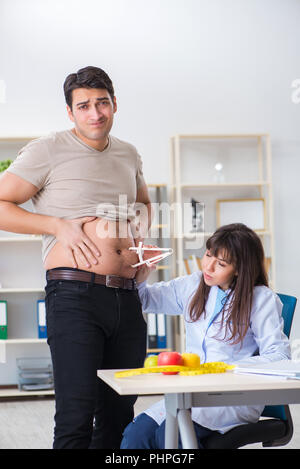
43, 218, 139, 278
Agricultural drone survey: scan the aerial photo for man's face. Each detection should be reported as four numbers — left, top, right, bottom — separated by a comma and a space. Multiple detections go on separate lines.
67, 88, 117, 144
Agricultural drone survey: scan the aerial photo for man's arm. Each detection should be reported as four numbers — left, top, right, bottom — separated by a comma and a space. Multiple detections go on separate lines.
0, 172, 100, 267
0, 172, 59, 235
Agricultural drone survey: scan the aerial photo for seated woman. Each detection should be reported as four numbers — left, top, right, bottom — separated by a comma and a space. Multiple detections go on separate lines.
120, 223, 291, 449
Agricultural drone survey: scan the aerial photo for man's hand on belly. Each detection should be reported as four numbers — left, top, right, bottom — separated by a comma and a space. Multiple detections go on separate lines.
54, 216, 101, 269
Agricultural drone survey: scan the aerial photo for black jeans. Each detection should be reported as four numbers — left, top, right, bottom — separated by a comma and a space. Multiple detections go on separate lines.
45, 267, 147, 449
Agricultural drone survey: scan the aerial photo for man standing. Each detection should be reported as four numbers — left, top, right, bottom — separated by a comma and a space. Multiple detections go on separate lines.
0, 66, 152, 448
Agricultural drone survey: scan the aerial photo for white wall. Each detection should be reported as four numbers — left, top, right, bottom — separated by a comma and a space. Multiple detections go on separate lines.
1, 0, 300, 341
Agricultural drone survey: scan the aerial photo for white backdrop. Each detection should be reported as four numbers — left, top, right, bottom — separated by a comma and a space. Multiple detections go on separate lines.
0, 0, 300, 342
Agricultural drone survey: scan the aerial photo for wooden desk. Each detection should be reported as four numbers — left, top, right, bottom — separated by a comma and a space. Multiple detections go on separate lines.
97, 369, 300, 449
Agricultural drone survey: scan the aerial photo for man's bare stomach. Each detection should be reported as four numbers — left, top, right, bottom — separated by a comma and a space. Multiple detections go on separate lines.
43, 218, 139, 279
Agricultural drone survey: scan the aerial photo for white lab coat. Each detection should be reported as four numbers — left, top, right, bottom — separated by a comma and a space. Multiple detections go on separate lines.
137, 271, 291, 433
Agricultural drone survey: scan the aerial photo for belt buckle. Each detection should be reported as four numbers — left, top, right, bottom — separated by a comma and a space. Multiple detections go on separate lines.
106, 275, 120, 288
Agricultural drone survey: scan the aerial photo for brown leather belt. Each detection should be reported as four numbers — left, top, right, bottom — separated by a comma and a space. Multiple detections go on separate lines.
46, 269, 137, 290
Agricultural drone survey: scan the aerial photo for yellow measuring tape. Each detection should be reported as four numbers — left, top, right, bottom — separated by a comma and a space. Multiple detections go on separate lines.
114, 362, 235, 378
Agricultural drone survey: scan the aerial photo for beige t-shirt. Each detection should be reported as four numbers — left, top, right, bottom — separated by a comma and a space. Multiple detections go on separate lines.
7, 129, 146, 262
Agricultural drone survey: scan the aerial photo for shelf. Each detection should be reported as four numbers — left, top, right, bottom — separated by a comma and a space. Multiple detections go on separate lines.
0, 288, 45, 293
174, 133, 269, 139
182, 230, 271, 239
151, 224, 168, 229
0, 136, 39, 142
147, 348, 172, 354
147, 183, 167, 188
178, 182, 270, 189
0, 387, 54, 398
0, 236, 42, 242
0, 338, 47, 344
181, 232, 212, 239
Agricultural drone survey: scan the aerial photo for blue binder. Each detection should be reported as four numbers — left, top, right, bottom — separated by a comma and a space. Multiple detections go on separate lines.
156, 313, 167, 348
37, 300, 47, 339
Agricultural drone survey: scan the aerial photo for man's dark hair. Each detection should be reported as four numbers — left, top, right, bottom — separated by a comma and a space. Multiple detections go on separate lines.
63, 66, 115, 109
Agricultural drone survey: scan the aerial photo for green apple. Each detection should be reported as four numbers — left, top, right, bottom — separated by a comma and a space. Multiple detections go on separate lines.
144, 354, 158, 368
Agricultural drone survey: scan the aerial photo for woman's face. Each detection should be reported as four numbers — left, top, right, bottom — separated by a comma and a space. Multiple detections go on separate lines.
201, 249, 237, 291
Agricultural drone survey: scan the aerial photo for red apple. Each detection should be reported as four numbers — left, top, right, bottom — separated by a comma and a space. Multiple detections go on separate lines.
157, 351, 183, 375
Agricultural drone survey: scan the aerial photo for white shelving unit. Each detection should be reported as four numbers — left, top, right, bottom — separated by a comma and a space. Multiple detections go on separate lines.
170, 134, 275, 352
0, 137, 52, 398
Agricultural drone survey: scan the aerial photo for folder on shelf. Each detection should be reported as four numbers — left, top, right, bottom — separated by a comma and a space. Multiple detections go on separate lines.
0, 301, 7, 340
156, 313, 167, 349
37, 300, 47, 339
147, 313, 157, 349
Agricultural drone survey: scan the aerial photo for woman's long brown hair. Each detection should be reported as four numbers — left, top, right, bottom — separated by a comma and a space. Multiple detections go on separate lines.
188, 223, 269, 345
